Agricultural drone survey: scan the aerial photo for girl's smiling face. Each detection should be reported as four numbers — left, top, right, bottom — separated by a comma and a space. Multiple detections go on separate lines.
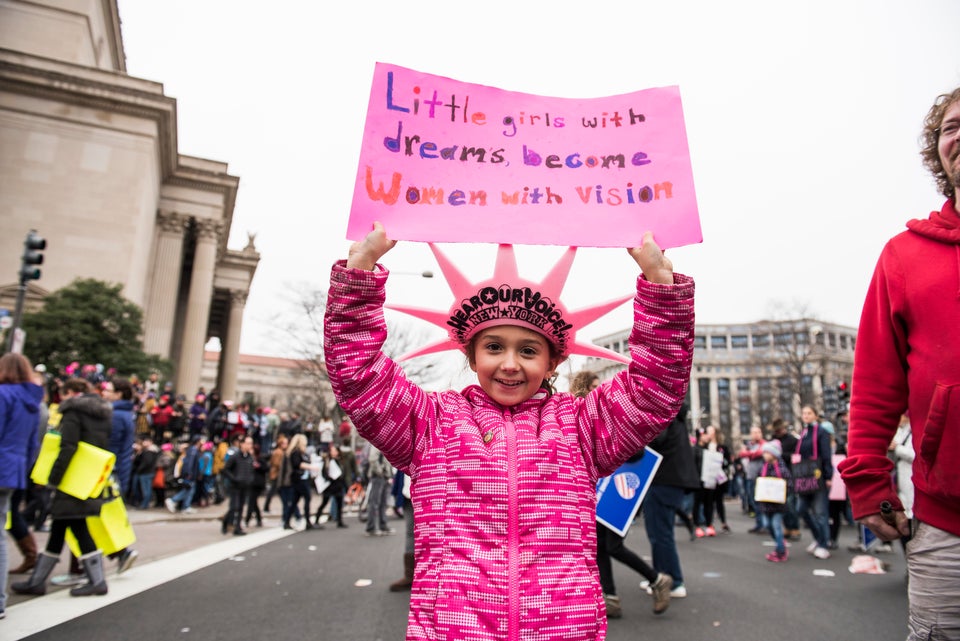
469, 325, 560, 407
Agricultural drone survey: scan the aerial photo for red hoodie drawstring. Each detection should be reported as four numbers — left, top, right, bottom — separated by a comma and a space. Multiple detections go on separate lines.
955, 245, 960, 297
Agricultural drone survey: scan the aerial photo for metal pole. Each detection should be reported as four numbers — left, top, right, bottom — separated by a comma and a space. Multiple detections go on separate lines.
6, 278, 27, 353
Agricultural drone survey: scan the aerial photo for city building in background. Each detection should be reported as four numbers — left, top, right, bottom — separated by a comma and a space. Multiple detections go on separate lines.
587, 318, 856, 446
0, 0, 258, 399
199, 351, 335, 423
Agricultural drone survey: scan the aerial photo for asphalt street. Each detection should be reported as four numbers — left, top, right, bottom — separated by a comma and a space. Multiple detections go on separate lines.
4, 499, 908, 641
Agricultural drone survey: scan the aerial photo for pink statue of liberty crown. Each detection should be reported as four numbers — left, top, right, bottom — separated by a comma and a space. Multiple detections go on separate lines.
387, 244, 633, 364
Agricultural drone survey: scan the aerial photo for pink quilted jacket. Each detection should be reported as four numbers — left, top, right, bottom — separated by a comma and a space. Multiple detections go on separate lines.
324, 262, 695, 641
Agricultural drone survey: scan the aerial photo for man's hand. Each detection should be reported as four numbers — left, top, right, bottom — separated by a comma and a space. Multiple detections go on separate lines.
347, 221, 396, 271
861, 511, 910, 542
628, 231, 674, 284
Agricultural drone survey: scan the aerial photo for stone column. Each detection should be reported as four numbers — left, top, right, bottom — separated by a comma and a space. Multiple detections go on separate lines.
143, 211, 188, 357
176, 219, 221, 397
709, 377, 720, 427
219, 289, 247, 402
690, 377, 702, 426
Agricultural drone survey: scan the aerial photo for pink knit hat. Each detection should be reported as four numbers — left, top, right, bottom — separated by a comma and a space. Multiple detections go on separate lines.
387, 244, 632, 363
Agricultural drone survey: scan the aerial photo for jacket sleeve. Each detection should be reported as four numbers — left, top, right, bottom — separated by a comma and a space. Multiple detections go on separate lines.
48, 410, 80, 487
323, 262, 437, 473
24, 384, 44, 470
838, 243, 906, 518
222, 454, 236, 483
817, 429, 833, 481
577, 273, 696, 477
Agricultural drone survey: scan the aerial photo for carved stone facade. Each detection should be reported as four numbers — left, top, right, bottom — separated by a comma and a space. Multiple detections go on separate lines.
0, 0, 258, 399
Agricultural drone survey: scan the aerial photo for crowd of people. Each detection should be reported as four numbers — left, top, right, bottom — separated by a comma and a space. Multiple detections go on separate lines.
1, 358, 408, 609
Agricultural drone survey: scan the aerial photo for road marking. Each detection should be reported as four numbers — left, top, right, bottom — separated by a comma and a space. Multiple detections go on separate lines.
4, 527, 295, 639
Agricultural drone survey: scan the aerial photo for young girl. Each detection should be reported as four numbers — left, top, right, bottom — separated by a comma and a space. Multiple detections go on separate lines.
756, 439, 792, 562
324, 222, 694, 641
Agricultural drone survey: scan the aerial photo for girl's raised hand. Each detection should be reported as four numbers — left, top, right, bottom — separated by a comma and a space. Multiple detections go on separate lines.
347, 221, 397, 271
628, 231, 674, 285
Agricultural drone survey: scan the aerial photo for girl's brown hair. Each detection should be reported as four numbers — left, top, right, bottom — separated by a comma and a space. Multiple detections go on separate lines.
0, 353, 33, 384
569, 371, 600, 399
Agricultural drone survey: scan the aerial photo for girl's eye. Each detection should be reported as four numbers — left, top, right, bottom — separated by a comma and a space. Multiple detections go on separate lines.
520, 347, 538, 357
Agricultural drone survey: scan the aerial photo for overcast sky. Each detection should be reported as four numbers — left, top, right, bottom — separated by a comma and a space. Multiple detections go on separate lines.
117, 1, 960, 383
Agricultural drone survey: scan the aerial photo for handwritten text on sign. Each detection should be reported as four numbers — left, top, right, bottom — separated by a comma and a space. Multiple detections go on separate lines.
349, 63, 701, 249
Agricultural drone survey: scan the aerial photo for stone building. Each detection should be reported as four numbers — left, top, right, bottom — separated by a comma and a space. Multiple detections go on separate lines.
587, 318, 857, 445
0, 0, 257, 399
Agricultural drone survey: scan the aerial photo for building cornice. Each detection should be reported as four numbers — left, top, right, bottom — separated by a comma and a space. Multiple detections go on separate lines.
0, 49, 178, 174
0, 49, 240, 255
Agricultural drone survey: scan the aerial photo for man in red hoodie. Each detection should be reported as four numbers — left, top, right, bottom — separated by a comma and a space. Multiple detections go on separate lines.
839, 86, 960, 640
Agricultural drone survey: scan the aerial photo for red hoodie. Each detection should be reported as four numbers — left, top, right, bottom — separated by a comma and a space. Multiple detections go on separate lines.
839, 199, 960, 537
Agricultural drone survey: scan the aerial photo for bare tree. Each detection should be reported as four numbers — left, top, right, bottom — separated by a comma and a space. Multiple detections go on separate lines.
762, 301, 826, 424
270, 282, 445, 423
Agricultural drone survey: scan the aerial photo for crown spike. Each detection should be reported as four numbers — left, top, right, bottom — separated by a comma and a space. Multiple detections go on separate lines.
395, 337, 463, 362
565, 295, 635, 330
568, 341, 631, 364
385, 304, 453, 329
541, 247, 577, 298
428, 244, 474, 296
493, 244, 520, 283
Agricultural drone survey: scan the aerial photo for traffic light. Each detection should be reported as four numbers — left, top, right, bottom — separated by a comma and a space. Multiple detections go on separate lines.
19, 230, 46, 283
838, 381, 850, 405
823, 383, 839, 417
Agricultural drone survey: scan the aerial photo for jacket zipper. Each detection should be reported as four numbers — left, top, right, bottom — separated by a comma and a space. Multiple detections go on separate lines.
504, 410, 520, 641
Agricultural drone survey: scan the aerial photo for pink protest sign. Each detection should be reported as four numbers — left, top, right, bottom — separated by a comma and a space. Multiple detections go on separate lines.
349, 63, 702, 249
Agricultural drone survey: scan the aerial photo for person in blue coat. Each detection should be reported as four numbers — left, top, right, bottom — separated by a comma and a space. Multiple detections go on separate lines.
0, 353, 44, 618
103, 378, 135, 497
102, 377, 138, 573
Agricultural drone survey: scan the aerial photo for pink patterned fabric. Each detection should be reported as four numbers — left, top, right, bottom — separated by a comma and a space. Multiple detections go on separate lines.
324, 261, 695, 641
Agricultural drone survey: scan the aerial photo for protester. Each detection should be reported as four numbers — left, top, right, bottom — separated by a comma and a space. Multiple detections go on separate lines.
315, 444, 348, 529
264, 433, 287, 513
0, 354, 44, 616
389, 472, 416, 593
364, 444, 394, 536
100, 377, 138, 573
287, 434, 316, 530
569, 370, 671, 617
244, 442, 267, 528
12, 378, 112, 597
692, 426, 727, 537
839, 85, 960, 640
642, 405, 700, 600
324, 223, 693, 640
794, 405, 833, 559
889, 414, 915, 555
131, 436, 159, 510
770, 418, 802, 541
166, 435, 201, 514
149, 394, 174, 442
222, 435, 255, 536
188, 393, 207, 439
755, 439, 792, 562
102, 378, 135, 498
740, 425, 767, 534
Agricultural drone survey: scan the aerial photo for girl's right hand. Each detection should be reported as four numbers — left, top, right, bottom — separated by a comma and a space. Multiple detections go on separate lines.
628, 231, 674, 285
347, 221, 397, 271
